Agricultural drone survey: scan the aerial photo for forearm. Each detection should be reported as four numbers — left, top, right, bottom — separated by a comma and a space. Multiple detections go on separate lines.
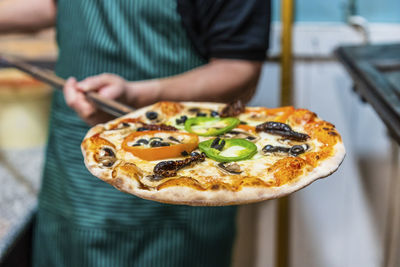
0, 0, 56, 34
127, 59, 262, 108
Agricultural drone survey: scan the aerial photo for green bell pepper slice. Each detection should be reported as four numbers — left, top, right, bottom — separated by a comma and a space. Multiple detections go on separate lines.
199, 138, 257, 162
184, 117, 240, 136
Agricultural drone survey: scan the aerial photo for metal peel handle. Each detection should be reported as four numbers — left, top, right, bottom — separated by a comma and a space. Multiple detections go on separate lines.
0, 54, 135, 117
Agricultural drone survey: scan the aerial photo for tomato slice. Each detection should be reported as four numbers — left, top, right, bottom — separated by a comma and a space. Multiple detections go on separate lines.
122, 131, 199, 161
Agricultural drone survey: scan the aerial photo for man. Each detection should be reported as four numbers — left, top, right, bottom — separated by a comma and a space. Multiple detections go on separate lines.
0, 0, 270, 266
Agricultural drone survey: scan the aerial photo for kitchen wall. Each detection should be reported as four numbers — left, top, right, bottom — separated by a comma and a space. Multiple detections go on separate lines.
233, 5, 400, 267
272, 0, 400, 23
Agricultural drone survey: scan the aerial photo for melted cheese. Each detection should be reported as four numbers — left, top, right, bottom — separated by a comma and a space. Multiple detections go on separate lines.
219, 146, 247, 157
95, 103, 328, 188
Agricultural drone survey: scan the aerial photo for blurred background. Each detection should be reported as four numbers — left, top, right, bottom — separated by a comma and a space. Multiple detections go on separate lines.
0, 0, 400, 267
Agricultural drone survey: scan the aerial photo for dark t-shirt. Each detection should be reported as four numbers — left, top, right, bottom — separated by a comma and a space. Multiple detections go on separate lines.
177, 0, 271, 61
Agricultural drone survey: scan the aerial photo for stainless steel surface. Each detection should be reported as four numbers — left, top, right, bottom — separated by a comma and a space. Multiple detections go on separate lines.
336, 44, 400, 142
0, 148, 42, 260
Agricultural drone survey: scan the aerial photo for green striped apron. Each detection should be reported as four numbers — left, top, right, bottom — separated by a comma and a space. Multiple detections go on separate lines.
32, 1, 237, 266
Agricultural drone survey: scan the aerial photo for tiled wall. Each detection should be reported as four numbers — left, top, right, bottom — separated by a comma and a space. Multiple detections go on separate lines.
272, 0, 400, 23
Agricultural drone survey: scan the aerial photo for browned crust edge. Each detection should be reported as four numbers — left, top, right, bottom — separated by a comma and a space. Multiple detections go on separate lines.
81, 102, 346, 206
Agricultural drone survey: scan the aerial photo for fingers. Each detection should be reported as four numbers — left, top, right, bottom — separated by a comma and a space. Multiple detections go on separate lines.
77, 73, 113, 93
63, 77, 78, 107
63, 73, 128, 125
77, 73, 126, 100
63, 77, 96, 120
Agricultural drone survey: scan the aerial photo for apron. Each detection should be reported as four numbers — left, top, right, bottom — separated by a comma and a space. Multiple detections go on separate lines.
32, 1, 237, 266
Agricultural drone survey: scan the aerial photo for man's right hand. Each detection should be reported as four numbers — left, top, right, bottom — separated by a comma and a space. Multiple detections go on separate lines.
63, 74, 129, 126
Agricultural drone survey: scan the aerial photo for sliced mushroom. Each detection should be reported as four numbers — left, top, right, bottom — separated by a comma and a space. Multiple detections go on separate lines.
146, 174, 165, 181
98, 146, 117, 167
222, 130, 260, 143
217, 162, 242, 174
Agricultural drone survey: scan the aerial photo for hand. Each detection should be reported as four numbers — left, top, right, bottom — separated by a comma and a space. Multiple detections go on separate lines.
63, 73, 128, 125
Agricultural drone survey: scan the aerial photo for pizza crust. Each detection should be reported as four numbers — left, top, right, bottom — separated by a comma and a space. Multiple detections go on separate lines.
81, 102, 346, 206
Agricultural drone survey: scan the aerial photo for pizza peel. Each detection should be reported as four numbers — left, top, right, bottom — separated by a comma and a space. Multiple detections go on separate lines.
0, 54, 134, 117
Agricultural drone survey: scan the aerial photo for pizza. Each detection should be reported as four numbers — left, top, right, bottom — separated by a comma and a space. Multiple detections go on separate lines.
81, 101, 345, 206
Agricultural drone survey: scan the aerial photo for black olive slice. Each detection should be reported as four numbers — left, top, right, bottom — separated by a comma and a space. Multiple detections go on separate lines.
181, 150, 189, 156
196, 112, 207, 117
210, 111, 219, 117
168, 136, 181, 143
222, 130, 260, 143
211, 137, 221, 148
262, 145, 290, 154
150, 140, 161, 147
176, 115, 188, 125
121, 122, 130, 128
149, 137, 163, 141
227, 130, 241, 135
262, 144, 309, 156
136, 139, 149, 145
131, 143, 142, 146
215, 140, 225, 151
146, 111, 158, 120
150, 140, 170, 147
159, 142, 170, 147
289, 144, 309, 156
210, 138, 226, 151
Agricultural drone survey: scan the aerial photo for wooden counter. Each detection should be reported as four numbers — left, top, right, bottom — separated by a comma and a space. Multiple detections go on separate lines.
0, 29, 57, 60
